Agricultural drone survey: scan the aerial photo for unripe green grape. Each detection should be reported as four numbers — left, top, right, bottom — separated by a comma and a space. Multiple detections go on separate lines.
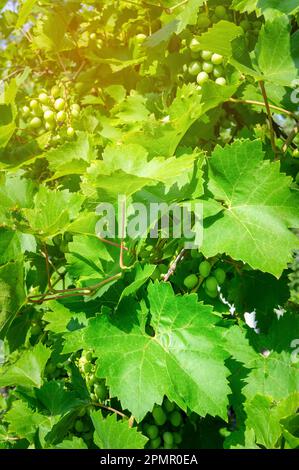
163, 432, 174, 445
201, 50, 212, 60
94, 382, 109, 401
202, 62, 213, 74
54, 98, 65, 111
199, 260, 211, 278
84, 350, 93, 362
89, 32, 96, 40
197, 13, 210, 29
196, 71, 209, 85
31, 323, 41, 335
293, 149, 299, 158
78, 408, 86, 418
67, 127, 75, 137
214, 267, 226, 285
44, 109, 55, 122
74, 420, 84, 433
146, 425, 159, 440
149, 437, 161, 449
211, 53, 224, 65
188, 61, 202, 76
183, 274, 198, 290
30, 99, 39, 110
70, 103, 80, 118
205, 276, 218, 292
38, 92, 49, 104
51, 85, 61, 98
213, 65, 224, 78
205, 286, 218, 298
56, 110, 67, 122
215, 5, 227, 19
169, 410, 182, 427
189, 37, 201, 52
45, 121, 55, 130
163, 398, 175, 413
173, 431, 183, 444
29, 117, 42, 129
215, 77, 227, 86
152, 405, 167, 426
83, 362, 93, 373
22, 105, 30, 117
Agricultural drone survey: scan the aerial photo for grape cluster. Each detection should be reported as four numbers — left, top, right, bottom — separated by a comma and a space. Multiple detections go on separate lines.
73, 408, 94, 443
142, 398, 184, 449
183, 39, 227, 88
78, 350, 109, 403
21, 84, 80, 144
183, 258, 226, 298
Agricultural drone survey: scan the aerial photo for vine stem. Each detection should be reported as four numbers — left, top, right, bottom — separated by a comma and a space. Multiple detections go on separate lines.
163, 248, 186, 282
259, 81, 279, 159
92, 402, 128, 419
228, 98, 296, 119
282, 123, 299, 154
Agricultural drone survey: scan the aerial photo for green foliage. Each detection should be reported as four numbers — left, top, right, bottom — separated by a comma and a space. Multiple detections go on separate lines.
0, 0, 298, 450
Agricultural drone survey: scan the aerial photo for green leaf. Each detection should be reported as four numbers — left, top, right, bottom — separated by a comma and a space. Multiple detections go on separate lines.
36, 381, 82, 416
232, 0, 299, 19
202, 140, 299, 277
255, 16, 298, 87
0, 343, 51, 388
16, 0, 38, 29
118, 264, 156, 304
69, 282, 230, 421
0, 260, 25, 336
55, 437, 88, 449
195, 21, 244, 57
5, 400, 50, 443
91, 411, 147, 449
43, 301, 87, 334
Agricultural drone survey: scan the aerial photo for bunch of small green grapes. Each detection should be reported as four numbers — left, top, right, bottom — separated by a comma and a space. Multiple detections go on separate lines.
183, 38, 228, 88
142, 398, 185, 449
73, 407, 94, 443
21, 84, 80, 144
183, 258, 226, 298
78, 350, 109, 403
239, 16, 263, 45
195, 5, 232, 32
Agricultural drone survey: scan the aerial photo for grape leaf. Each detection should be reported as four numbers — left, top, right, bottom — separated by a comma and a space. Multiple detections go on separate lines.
67, 282, 230, 421
0, 260, 25, 336
195, 21, 244, 57
0, 343, 51, 388
201, 139, 299, 277
232, 0, 299, 19
43, 301, 87, 334
16, 0, 38, 29
4, 400, 51, 443
118, 264, 156, 304
36, 381, 82, 416
91, 411, 147, 449
55, 437, 88, 449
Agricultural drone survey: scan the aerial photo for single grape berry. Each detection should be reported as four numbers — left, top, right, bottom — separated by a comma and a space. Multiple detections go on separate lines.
189, 37, 201, 52
67, 127, 75, 137
44, 110, 55, 122
29, 117, 42, 129
74, 420, 84, 433
22, 105, 30, 117
214, 267, 226, 285
202, 62, 213, 74
183, 274, 198, 290
54, 98, 65, 111
163, 398, 175, 413
163, 432, 174, 445
215, 77, 227, 86
201, 50, 212, 60
213, 66, 224, 78
89, 32, 96, 40
83, 362, 93, 373
94, 381, 109, 401
199, 260, 211, 278
293, 149, 299, 158
196, 71, 209, 85
215, 6, 227, 19
56, 110, 67, 122
146, 424, 159, 440
152, 405, 167, 426
205, 287, 218, 298
205, 276, 218, 292
211, 53, 224, 65
188, 61, 202, 76
45, 121, 55, 130
169, 410, 182, 427
51, 85, 61, 98
84, 350, 93, 362
30, 99, 39, 110
38, 92, 49, 104
31, 323, 41, 335
71, 103, 80, 118
149, 437, 161, 449
197, 13, 210, 29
